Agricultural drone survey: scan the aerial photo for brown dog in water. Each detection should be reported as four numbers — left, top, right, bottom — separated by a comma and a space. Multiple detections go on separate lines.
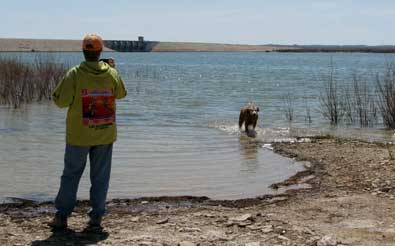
239, 103, 260, 135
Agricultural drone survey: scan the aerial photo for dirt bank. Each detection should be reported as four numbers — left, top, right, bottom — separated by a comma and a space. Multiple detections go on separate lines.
1, 137, 395, 245
0, 38, 289, 52
148, 42, 290, 52
0, 38, 114, 52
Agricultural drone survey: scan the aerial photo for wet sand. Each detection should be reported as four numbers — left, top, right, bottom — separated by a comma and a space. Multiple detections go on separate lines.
1, 136, 395, 245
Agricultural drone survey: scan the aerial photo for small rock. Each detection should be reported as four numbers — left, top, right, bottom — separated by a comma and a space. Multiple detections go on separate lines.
215, 218, 227, 223
304, 227, 315, 235
229, 213, 253, 222
261, 225, 274, 233
278, 235, 290, 241
317, 235, 338, 246
179, 227, 202, 233
178, 241, 195, 246
203, 213, 216, 218
139, 242, 156, 246
380, 187, 391, 192
156, 218, 169, 224
245, 242, 260, 246
238, 221, 253, 227
226, 221, 235, 227
309, 236, 322, 242
246, 225, 261, 230
301, 161, 312, 168
267, 196, 289, 203
131, 217, 140, 222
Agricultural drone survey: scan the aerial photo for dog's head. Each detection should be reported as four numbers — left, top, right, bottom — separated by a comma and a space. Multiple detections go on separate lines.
246, 103, 260, 116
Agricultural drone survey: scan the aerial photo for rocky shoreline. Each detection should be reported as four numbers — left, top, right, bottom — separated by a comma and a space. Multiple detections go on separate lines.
1, 136, 395, 245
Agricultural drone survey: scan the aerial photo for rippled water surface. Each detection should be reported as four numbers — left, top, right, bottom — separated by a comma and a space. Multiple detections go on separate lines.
1, 52, 395, 201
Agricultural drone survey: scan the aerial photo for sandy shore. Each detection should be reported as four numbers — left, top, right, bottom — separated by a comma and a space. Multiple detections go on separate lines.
1, 137, 395, 245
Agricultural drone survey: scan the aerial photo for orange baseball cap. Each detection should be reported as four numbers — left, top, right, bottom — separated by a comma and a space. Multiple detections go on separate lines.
82, 34, 103, 51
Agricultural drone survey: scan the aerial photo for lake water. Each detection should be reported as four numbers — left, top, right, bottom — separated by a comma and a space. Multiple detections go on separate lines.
1, 52, 395, 201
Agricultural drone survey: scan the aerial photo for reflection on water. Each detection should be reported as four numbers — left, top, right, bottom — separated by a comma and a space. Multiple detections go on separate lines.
239, 135, 260, 173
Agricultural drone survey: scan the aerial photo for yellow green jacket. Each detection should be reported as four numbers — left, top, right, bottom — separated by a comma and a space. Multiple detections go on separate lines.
52, 61, 127, 146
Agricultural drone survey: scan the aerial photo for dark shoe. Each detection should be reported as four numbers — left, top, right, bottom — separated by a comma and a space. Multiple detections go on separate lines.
88, 215, 102, 227
48, 214, 68, 230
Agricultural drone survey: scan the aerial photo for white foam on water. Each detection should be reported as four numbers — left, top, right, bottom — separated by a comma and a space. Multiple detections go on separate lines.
210, 121, 302, 143
262, 143, 273, 150
210, 122, 241, 136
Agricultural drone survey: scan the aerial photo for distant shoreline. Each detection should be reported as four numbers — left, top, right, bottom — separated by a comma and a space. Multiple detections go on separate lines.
0, 38, 395, 53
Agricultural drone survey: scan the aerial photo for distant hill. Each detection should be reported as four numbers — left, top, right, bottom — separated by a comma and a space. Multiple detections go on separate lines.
147, 41, 292, 52
0, 38, 294, 52
0, 38, 394, 53
278, 44, 395, 53
0, 38, 113, 52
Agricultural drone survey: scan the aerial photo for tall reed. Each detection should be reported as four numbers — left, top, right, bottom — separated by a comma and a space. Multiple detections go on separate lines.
319, 63, 344, 125
376, 64, 395, 129
352, 73, 377, 127
0, 57, 67, 108
304, 99, 312, 124
318, 62, 379, 127
282, 92, 294, 121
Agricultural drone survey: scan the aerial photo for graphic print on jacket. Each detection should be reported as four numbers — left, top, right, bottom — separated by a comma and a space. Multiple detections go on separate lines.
82, 89, 115, 127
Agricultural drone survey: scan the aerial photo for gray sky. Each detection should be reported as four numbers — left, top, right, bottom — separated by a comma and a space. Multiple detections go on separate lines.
1, 0, 395, 45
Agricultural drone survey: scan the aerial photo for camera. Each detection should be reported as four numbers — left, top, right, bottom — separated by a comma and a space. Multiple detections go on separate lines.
99, 57, 115, 68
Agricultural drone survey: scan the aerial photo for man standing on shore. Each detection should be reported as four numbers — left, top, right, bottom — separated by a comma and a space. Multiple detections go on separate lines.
50, 34, 127, 229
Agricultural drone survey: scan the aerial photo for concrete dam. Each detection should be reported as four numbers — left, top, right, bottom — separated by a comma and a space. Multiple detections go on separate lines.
104, 36, 156, 52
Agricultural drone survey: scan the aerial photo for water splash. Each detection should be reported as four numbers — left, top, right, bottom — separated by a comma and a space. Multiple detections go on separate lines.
209, 121, 312, 143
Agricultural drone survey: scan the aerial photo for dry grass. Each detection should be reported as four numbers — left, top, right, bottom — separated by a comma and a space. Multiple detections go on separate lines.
319, 62, 343, 125
376, 63, 395, 129
0, 57, 67, 108
282, 92, 295, 122
319, 62, 380, 128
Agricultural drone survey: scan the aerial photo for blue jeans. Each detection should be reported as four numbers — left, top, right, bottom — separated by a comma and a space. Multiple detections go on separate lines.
55, 143, 113, 218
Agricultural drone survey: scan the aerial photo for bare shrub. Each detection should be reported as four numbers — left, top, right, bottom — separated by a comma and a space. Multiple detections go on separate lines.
376, 64, 395, 129
304, 99, 312, 124
33, 56, 67, 101
282, 92, 294, 121
0, 56, 67, 108
319, 65, 378, 127
352, 73, 377, 127
342, 85, 354, 124
319, 63, 344, 125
